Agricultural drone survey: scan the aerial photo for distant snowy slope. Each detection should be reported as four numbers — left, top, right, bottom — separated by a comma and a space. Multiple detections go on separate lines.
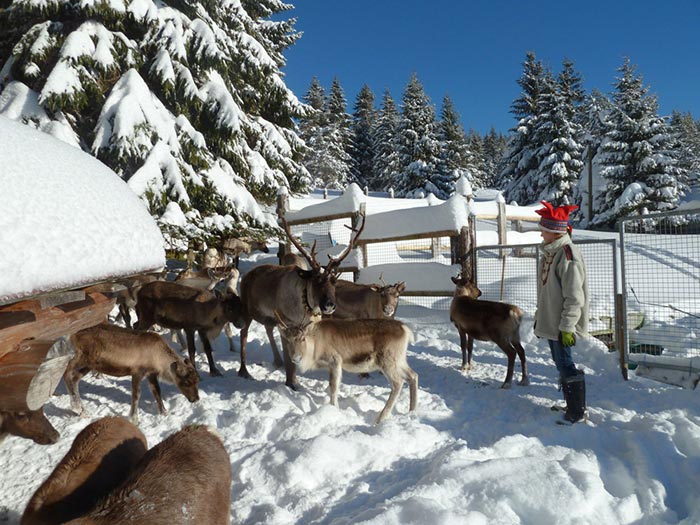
0, 117, 165, 304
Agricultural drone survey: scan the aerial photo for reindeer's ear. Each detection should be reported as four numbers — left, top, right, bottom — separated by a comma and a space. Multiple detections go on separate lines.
297, 268, 313, 280
370, 285, 380, 292
451, 276, 459, 284
396, 281, 406, 293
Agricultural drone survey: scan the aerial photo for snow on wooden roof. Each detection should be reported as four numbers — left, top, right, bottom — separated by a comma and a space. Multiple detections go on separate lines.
0, 117, 165, 305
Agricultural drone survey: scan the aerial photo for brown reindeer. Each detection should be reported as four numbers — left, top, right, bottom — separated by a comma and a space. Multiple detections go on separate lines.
174, 266, 240, 353
136, 281, 245, 377
65, 324, 200, 423
0, 407, 59, 445
332, 277, 406, 320
277, 314, 418, 424
450, 273, 529, 388
238, 212, 365, 388
62, 425, 231, 525
21, 417, 148, 525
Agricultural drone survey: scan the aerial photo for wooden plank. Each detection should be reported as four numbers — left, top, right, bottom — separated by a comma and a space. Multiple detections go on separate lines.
286, 211, 355, 226
0, 338, 73, 411
39, 290, 86, 309
356, 229, 458, 246
0, 292, 114, 359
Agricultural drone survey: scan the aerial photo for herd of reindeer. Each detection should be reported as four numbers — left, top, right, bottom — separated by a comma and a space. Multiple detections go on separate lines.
1, 213, 531, 525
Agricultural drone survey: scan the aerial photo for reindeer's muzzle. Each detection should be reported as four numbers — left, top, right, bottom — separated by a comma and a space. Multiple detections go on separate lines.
321, 299, 336, 315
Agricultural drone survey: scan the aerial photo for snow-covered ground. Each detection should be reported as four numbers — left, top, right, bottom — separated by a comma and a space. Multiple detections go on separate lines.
2, 247, 699, 525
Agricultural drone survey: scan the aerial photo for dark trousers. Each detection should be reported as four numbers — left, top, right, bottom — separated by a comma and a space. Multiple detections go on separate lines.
548, 339, 577, 380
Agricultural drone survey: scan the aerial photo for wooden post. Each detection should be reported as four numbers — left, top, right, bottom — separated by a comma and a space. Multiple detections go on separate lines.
615, 293, 629, 380
276, 188, 290, 263
497, 199, 507, 258
587, 147, 594, 223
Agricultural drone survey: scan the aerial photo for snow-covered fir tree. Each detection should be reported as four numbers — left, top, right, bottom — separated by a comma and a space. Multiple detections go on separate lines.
482, 127, 507, 188
577, 88, 614, 222
321, 77, 353, 188
670, 110, 700, 185
592, 59, 687, 228
530, 59, 585, 206
298, 77, 335, 188
433, 94, 470, 198
371, 88, 401, 191
0, 0, 309, 248
350, 84, 376, 189
501, 52, 547, 204
394, 73, 441, 198
465, 129, 488, 188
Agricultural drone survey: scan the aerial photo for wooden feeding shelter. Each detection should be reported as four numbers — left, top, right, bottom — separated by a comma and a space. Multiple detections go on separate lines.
0, 117, 165, 417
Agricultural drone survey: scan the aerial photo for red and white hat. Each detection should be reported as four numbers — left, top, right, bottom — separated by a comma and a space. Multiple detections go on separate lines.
535, 201, 578, 233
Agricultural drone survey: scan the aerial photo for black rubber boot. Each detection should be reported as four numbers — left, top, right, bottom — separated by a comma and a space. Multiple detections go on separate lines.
561, 370, 586, 423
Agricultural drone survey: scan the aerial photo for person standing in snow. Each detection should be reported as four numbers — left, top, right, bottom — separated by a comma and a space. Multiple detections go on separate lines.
534, 201, 589, 424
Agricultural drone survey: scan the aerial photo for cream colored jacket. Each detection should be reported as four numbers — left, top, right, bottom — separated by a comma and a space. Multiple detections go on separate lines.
534, 235, 589, 341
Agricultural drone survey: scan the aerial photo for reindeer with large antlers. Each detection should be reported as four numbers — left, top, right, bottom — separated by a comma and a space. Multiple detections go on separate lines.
238, 211, 365, 389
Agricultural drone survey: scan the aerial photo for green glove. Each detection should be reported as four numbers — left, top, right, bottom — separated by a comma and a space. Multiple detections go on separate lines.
560, 331, 576, 347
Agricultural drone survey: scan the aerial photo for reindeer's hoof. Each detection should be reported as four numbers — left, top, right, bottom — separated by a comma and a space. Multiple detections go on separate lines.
460, 363, 473, 372
238, 368, 252, 380
286, 381, 300, 391
210, 369, 223, 377
500, 382, 513, 390
519, 377, 530, 386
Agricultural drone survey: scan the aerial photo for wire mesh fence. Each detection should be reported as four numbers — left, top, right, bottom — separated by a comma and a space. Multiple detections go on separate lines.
474, 239, 618, 346
621, 209, 700, 365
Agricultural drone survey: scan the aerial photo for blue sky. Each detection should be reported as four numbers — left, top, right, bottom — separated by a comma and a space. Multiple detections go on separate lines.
281, 1, 700, 135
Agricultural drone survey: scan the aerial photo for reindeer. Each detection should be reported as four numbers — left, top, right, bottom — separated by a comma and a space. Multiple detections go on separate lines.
450, 272, 529, 388
276, 313, 418, 424
65, 324, 200, 423
174, 266, 240, 353
332, 276, 407, 320
202, 247, 231, 270
21, 417, 148, 525
114, 273, 163, 329
0, 407, 59, 445
238, 212, 365, 388
222, 237, 269, 268
61, 425, 231, 525
136, 281, 245, 376
279, 251, 310, 270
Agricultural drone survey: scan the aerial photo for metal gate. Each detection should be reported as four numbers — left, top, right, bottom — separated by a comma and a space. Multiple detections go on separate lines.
620, 208, 700, 388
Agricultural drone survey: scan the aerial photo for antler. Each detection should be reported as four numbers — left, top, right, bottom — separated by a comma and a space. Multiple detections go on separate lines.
326, 211, 366, 276
279, 213, 321, 271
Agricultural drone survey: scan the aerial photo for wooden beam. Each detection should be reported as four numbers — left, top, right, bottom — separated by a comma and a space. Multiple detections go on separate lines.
0, 291, 114, 359
357, 229, 459, 246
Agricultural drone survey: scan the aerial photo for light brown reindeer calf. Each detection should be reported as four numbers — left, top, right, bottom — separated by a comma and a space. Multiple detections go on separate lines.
66, 324, 200, 423
450, 274, 529, 388
278, 315, 418, 424
62, 425, 231, 525
0, 407, 59, 445
21, 417, 147, 525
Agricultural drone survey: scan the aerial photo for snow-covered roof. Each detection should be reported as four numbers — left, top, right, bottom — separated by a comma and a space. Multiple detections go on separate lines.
0, 117, 165, 305
359, 195, 470, 242
286, 183, 364, 223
